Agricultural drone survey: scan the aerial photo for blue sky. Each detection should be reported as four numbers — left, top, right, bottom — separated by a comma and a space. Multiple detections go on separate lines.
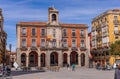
0, 0, 120, 52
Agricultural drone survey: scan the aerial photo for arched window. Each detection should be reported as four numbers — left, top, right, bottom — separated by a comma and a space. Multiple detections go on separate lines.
52, 14, 56, 21
81, 53, 85, 66
21, 53, 26, 66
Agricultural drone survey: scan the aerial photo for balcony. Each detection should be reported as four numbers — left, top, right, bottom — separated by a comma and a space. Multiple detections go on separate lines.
71, 47, 78, 51
20, 46, 28, 51
40, 46, 46, 50
62, 46, 69, 50
114, 30, 119, 35
101, 22, 108, 27
80, 34, 85, 38
102, 33, 109, 37
21, 33, 27, 37
46, 45, 62, 50
80, 47, 87, 51
113, 20, 120, 25
30, 46, 37, 51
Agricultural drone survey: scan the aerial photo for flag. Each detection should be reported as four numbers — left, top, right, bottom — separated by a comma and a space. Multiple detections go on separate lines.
47, 35, 52, 41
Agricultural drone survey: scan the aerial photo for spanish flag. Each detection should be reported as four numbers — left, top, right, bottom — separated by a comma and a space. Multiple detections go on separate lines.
47, 35, 52, 41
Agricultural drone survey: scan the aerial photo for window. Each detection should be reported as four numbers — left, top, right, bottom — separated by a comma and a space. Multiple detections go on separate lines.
63, 29, 67, 36
32, 28, 36, 36
32, 39, 36, 46
53, 29, 56, 37
80, 30, 84, 36
22, 28, 26, 35
63, 39, 67, 47
115, 36, 119, 39
72, 29, 76, 37
22, 39, 26, 47
72, 39, 76, 47
52, 14, 56, 21
41, 29, 45, 36
41, 39, 45, 47
52, 39, 56, 47
114, 16, 118, 20
81, 40, 85, 47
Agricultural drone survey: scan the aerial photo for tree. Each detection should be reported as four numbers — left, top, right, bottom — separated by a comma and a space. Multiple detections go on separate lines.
110, 40, 120, 56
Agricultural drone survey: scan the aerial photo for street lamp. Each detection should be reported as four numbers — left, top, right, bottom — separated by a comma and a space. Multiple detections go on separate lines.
9, 44, 12, 67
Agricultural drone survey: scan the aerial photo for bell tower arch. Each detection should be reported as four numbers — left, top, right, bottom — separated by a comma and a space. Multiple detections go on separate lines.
48, 7, 59, 25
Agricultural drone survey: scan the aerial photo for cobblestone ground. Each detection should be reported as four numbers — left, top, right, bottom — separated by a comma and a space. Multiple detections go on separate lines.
12, 67, 114, 79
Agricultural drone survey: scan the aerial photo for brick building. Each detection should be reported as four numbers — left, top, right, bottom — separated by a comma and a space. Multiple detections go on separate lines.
16, 7, 89, 67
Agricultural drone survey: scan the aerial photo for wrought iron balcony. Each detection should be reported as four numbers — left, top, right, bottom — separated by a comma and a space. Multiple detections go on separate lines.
114, 30, 119, 35
80, 34, 85, 38
71, 47, 78, 51
40, 46, 46, 50
113, 20, 120, 25
20, 46, 28, 51
62, 45, 69, 50
80, 47, 87, 51
30, 46, 37, 51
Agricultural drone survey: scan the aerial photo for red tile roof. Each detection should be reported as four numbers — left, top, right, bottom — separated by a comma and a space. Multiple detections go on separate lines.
17, 22, 88, 28
61, 23, 87, 27
18, 22, 47, 26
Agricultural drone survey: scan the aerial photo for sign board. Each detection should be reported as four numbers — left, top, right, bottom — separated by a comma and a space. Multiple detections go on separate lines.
13, 62, 18, 68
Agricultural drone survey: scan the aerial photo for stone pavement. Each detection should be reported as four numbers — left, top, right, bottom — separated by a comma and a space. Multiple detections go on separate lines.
12, 67, 115, 79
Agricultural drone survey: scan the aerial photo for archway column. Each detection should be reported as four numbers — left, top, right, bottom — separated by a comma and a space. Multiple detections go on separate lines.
38, 55, 41, 67
26, 55, 29, 67
46, 50, 50, 67
78, 54, 81, 67
58, 51, 62, 66
67, 55, 70, 65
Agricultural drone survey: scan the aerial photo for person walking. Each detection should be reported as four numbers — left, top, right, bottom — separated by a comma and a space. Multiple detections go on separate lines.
72, 64, 75, 71
114, 64, 120, 79
67, 63, 70, 71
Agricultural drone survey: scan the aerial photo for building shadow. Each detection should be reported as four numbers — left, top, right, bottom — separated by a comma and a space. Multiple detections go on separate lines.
11, 70, 45, 76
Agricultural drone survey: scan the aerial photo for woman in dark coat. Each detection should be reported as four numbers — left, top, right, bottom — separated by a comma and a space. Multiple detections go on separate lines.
114, 64, 120, 79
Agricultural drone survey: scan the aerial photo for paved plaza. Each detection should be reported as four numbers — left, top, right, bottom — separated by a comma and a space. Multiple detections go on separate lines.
10, 67, 115, 79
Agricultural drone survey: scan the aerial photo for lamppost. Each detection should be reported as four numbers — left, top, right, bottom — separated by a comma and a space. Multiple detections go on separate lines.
9, 44, 12, 67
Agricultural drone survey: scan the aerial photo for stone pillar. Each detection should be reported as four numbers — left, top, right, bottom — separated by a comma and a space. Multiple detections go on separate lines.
26, 55, 29, 67
67, 54, 70, 65
16, 49, 21, 67
78, 54, 81, 67
38, 55, 41, 67
46, 50, 50, 67
85, 52, 89, 68
58, 51, 63, 66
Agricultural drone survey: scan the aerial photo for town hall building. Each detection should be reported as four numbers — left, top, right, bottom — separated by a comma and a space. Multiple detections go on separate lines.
16, 7, 89, 68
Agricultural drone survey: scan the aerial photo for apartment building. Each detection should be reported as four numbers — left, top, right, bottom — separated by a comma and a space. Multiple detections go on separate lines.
16, 7, 89, 67
91, 9, 120, 65
0, 8, 7, 64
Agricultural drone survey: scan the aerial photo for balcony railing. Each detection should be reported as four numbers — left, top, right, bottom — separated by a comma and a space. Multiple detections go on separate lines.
80, 34, 85, 38
71, 47, 78, 51
113, 20, 120, 25
80, 47, 87, 51
40, 46, 46, 50
20, 46, 28, 50
30, 46, 37, 51
101, 22, 108, 27
114, 30, 119, 35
